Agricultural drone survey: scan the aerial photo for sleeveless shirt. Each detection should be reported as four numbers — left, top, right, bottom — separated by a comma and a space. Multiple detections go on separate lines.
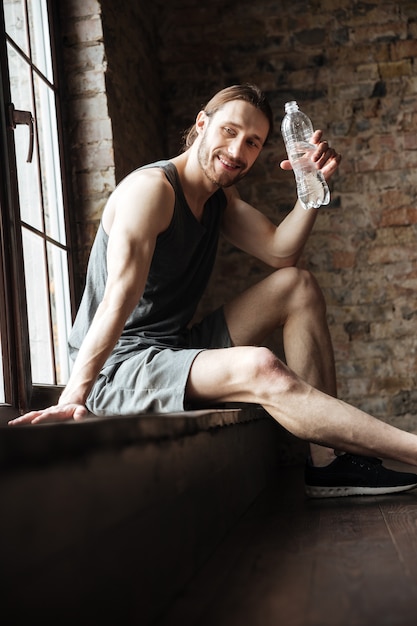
68, 160, 227, 367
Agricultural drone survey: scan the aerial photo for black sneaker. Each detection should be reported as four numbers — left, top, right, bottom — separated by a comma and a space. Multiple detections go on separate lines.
305, 453, 417, 498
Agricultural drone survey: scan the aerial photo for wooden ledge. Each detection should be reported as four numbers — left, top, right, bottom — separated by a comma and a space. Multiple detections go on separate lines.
0, 404, 269, 468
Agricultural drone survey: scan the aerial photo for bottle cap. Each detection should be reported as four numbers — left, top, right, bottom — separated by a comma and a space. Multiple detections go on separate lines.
285, 101, 299, 113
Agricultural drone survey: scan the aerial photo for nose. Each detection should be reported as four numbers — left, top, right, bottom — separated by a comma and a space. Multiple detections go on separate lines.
227, 137, 245, 160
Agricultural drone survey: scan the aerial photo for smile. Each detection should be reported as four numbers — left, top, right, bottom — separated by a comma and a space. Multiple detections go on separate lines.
218, 155, 241, 170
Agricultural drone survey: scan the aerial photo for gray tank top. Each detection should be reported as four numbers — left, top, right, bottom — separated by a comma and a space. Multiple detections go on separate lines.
68, 160, 227, 366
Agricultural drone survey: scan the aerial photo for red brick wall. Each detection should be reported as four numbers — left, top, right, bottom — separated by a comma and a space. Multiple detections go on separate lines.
59, 0, 417, 430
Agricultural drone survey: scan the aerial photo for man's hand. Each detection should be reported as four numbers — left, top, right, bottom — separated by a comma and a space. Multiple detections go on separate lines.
280, 130, 342, 181
8, 403, 88, 425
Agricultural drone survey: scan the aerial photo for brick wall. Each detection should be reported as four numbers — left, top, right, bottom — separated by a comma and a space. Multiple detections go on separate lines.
100, 0, 164, 182
58, 0, 115, 297
60, 0, 417, 430
58, 0, 164, 291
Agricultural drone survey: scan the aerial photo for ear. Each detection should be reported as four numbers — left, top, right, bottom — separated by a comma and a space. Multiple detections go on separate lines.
196, 110, 208, 135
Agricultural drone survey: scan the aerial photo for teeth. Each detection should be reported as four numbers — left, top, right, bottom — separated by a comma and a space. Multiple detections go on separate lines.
219, 156, 239, 169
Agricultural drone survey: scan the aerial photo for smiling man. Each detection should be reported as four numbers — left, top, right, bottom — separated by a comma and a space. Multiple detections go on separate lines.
10, 84, 417, 498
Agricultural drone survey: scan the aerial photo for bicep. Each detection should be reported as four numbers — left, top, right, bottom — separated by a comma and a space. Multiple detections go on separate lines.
222, 192, 278, 265
105, 222, 155, 315
103, 172, 174, 317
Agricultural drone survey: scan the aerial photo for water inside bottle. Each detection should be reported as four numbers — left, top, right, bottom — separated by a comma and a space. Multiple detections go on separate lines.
289, 141, 316, 164
296, 171, 329, 209
290, 142, 330, 210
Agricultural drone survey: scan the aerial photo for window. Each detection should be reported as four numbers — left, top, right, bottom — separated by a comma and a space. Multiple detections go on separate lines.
0, 0, 74, 413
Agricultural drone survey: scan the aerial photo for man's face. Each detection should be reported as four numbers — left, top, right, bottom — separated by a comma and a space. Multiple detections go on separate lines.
196, 100, 270, 188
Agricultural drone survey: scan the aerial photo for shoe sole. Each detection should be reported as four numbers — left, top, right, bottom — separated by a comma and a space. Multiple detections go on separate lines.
305, 482, 417, 498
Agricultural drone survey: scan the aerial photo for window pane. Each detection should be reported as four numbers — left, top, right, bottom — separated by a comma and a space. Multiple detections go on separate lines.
47, 243, 72, 384
22, 227, 54, 383
6, 38, 31, 108
21, 232, 73, 386
4, 0, 29, 56
34, 73, 66, 243
7, 40, 43, 231
27, 0, 52, 82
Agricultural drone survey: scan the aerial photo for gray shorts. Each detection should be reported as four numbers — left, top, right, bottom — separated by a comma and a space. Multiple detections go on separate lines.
86, 307, 232, 416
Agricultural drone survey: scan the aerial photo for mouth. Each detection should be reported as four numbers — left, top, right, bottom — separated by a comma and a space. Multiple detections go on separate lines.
217, 154, 243, 171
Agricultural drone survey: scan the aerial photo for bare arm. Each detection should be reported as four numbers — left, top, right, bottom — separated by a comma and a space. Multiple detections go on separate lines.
10, 169, 174, 424
222, 130, 341, 267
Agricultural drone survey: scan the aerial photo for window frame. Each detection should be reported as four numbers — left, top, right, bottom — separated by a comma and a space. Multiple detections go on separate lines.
0, 0, 76, 416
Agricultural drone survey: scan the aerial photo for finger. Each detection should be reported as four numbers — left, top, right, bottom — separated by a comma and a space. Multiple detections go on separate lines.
310, 129, 323, 145
31, 413, 66, 424
8, 410, 44, 425
321, 151, 342, 170
312, 140, 330, 163
8, 404, 83, 425
279, 159, 292, 170
31, 405, 80, 424
314, 144, 341, 170
321, 153, 342, 181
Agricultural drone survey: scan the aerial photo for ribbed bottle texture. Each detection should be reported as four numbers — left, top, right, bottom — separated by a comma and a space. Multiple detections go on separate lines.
281, 101, 330, 210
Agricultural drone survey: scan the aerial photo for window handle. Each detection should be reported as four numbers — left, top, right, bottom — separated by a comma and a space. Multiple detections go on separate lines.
8, 103, 35, 163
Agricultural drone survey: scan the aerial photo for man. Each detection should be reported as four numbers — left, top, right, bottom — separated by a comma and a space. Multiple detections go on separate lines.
10, 84, 417, 498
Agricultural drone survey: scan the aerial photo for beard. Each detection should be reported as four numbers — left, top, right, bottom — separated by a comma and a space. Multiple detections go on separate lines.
197, 135, 247, 188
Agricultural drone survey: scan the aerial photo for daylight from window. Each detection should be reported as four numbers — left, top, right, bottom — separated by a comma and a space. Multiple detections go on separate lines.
4, 0, 72, 386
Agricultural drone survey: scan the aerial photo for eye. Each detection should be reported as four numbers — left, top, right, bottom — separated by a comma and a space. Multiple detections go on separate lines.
223, 126, 235, 136
248, 139, 261, 149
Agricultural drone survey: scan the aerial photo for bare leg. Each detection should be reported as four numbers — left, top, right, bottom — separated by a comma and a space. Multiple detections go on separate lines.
186, 346, 417, 467
222, 267, 338, 464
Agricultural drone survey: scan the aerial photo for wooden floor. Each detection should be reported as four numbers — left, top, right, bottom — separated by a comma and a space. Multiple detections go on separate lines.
157, 462, 417, 626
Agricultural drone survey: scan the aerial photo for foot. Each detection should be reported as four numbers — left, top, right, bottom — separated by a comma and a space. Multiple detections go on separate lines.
305, 453, 417, 498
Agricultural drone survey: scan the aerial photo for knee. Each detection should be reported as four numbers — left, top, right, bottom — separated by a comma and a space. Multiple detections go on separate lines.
279, 267, 326, 314
245, 346, 297, 396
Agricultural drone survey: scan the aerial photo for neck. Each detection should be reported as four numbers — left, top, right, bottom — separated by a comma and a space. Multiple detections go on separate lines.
171, 149, 219, 220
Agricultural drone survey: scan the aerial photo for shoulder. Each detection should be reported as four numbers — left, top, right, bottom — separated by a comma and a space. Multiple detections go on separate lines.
103, 166, 175, 235
115, 166, 174, 205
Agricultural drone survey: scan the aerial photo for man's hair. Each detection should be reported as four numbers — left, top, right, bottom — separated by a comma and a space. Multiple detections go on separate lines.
182, 83, 274, 151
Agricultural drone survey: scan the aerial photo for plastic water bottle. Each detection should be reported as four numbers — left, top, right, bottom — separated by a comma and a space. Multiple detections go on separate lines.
281, 101, 330, 210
